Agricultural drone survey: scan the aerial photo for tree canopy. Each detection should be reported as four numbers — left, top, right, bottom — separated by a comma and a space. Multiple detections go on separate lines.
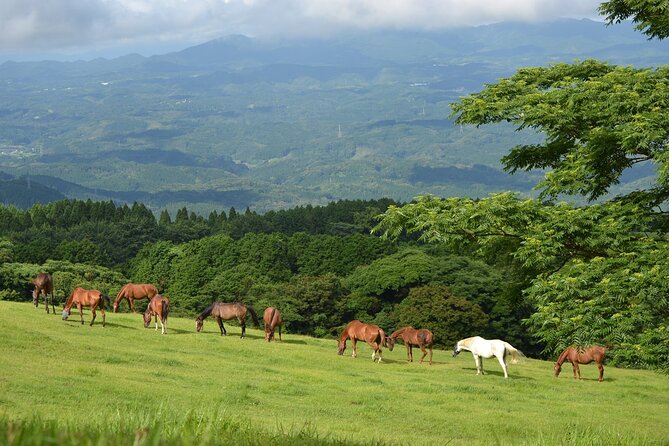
375, 1, 669, 372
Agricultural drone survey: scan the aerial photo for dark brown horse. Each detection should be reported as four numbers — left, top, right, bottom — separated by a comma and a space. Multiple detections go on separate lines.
554, 346, 608, 382
195, 302, 260, 338
62, 287, 110, 327
387, 326, 434, 365
143, 294, 170, 334
263, 307, 282, 342
113, 283, 158, 313
32, 272, 55, 314
337, 320, 386, 362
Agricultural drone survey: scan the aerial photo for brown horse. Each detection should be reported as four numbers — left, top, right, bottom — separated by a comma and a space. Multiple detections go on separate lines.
263, 307, 282, 342
554, 346, 608, 382
113, 283, 158, 313
195, 302, 260, 338
143, 294, 170, 334
62, 287, 110, 327
337, 320, 386, 362
386, 326, 434, 365
32, 272, 55, 314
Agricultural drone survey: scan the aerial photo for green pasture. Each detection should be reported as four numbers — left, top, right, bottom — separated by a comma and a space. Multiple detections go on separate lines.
0, 301, 667, 446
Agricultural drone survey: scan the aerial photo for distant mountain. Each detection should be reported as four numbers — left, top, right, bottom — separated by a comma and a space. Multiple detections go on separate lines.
0, 176, 66, 209
0, 19, 664, 214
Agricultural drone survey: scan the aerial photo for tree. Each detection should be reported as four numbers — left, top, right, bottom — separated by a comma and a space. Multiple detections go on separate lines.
375, 2, 669, 371
394, 285, 488, 348
599, 0, 669, 39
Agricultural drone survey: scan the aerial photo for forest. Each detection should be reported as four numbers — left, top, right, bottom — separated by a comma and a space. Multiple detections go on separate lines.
0, 197, 537, 356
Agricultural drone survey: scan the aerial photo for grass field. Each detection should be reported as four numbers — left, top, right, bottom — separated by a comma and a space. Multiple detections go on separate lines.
0, 301, 667, 445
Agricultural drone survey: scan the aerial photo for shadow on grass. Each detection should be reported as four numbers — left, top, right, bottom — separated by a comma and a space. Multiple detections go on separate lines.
459, 366, 535, 380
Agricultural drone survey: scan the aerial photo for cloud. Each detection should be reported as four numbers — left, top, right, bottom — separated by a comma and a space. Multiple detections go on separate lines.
0, 0, 602, 54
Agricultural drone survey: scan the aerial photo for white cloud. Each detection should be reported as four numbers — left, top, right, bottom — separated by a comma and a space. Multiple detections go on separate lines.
0, 0, 602, 56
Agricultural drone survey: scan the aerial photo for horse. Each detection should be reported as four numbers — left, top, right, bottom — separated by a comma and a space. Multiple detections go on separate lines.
453, 336, 525, 379
113, 283, 158, 313
195, 302, 260, 338
386, 326, 434, 365
263, 307, 282, 342
62, 287, 110, 327
554, 345, 608, 382
143, 294, 170, 335
32, 272, 55, 314
337, 320, 386, 362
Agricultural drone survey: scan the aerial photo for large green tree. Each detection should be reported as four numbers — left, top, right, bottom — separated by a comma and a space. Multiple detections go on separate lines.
375, 2, 669, 371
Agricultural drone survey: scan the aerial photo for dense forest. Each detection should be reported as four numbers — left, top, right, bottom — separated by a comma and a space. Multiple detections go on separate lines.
0, 197, 538, 356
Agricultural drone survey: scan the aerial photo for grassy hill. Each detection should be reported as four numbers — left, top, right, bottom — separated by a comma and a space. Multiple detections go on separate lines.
0, 301, 667, 445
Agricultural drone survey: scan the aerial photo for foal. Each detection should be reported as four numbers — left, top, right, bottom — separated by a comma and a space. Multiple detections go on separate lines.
387, 326, 434, 365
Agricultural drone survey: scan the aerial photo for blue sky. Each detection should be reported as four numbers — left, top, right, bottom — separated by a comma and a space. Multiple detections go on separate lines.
0, 0, 603, 61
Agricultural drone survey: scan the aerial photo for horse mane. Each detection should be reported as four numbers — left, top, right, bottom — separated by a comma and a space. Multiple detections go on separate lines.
245, 304, 260, 327
196, 302, 215, 321
63, 289, 76, 310
114, 284, 128, 303
390, 327, 409, 338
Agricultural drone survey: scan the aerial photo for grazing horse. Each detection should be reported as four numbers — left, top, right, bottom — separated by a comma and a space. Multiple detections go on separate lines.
62, 287, 110, 327
453, 336, 524, 379
554, 346, 608, 382
337, 320, 386, 362
143, 294, 170, 335
113, 283, 158, 313
387, 326, 434, 365
263, 307, 282, 342
32, 273, 55, 314
195, 302, 260, 338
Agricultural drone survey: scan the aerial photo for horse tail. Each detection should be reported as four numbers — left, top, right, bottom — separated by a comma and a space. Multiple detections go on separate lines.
101, 293, 111, 309
162, 299, 169, 324
246, 305, 260, 327
504, 342, 525, 364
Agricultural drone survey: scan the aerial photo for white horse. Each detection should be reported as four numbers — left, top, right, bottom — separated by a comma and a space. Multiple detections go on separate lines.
452, 336, 525, 379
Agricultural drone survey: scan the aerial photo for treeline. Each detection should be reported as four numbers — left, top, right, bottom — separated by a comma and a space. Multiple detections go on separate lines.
0, 198, 538, 355
0, 198, 397, 267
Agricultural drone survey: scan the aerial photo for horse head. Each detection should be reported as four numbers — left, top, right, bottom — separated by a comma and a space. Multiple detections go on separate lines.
384, 336, 395, 351
195, 318, 204, 332
553, 363, 562, 377
143, 309, 152, 328
452, 342, 462, 357
337, 339, 346, 355
113, 302, 119, 313
61, 306, 71, 320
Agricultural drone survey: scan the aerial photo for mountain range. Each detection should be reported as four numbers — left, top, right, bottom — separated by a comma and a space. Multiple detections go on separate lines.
0, 19, 665, 214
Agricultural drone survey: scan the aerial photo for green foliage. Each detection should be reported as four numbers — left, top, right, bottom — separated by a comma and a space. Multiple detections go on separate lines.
394, 285, 488, 347
600, 0, 669, 39
451, 60, 669, 203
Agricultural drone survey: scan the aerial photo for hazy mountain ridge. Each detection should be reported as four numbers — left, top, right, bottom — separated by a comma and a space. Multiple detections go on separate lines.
0, 19, 664, 212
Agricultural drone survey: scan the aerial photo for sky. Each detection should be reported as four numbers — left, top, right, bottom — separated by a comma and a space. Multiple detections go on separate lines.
0, 0, 604, 61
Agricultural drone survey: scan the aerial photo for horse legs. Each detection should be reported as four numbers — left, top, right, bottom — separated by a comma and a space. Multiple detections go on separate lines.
216, 317, 226, 336
572, 362, 581, 379
240, 321, 246, 339
90, 305, 97, 326
598, 362, 604, 382
50, 292, 56, 314
78, 303, 84, 325
419, 345, 428, 364
351, 338, 358, 358
405, 344, 412, 362
100, 306, 105, 327
474, 354, 482, 375
43, 291, 50, 314
495, 355, 509, 378
154, 314, 159, 331
129, 298, 135, 313
277, 325, 281, 341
